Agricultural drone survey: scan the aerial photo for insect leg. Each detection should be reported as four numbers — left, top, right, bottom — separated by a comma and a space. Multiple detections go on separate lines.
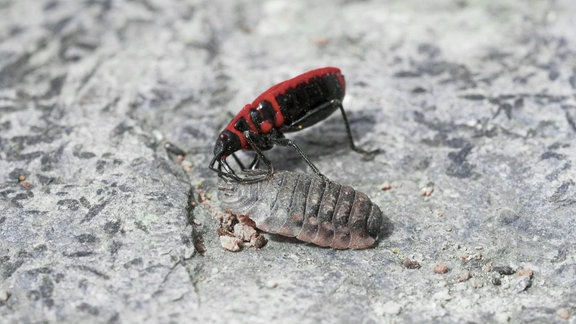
267, 131, 326, 180
243, 131, 274, 180
230, 153, 247, 170
332, 99, 380, 158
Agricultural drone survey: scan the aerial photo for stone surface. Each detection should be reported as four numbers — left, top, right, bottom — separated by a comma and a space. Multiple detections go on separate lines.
1, 0, 575, 322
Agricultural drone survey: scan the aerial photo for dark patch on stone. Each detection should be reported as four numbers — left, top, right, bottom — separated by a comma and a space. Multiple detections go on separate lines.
547, 142, 570, 150
39, 276, 54, 305
123, 258, 143, 269
134, 220, 149, 233
2, 259, 24, 279
548, 180, 575, 205
498, 210, 520, 225
104, 219, 122, 235
551, 248, 568, 263
77, 302, 100, 316
108, 312, 120, 323
493, 266, 515, 275
43, 0, 59, 11
64, 251, 94, 258
445, 137, 470, 149
448, 144, 473, 164
76, 234, 98, 243
570, 73, 576, 89
27, 290, 41, 301
394, 71, 421, 78
73, 144, 97, 159
37, 174, 55, 185
0, 189, 16, 198
561, 105, 576, 132
146, 192, 168, 201
109, 240, 122, 255
411, 87, 427, 94
79, 152, 96, 159
57, 199, 80, 210
79, 196, 91, 208
118, 184, 132, 192
42, 75, 66, 99
6, 150, 44, 162
446, 162, 476, 179
70, 265, 110, 279
446, 144, 477, 178
41, 144, 67, 172
0, 52, 32, 87
0, 120, 12, 132
45, 16, 72, 33
13, 192, 33, 201
417, 43, 441, 59
18, 250, 32, 258
494, 102, 513, 119
34, 244, 48, 255
461, 94, 485, 101
112, 122, 134, 137
59, 29, 100, 62
81, 200, 109, 223
541, 151, 566, 160
96, 159, 107, 173
0, 216, 5, 225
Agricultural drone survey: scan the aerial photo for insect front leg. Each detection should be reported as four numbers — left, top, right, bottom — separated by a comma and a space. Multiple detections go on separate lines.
332, 99, 380, 158
243, 131, 275, 181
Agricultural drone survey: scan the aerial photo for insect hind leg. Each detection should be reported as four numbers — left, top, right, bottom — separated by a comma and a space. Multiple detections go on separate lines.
332, 99, 380, 158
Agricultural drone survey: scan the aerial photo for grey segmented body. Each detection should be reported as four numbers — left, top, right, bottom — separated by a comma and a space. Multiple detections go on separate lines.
218, 171, 383, 249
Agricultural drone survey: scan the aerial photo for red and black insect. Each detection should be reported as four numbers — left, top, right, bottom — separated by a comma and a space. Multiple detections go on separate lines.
209, 67, 377, 182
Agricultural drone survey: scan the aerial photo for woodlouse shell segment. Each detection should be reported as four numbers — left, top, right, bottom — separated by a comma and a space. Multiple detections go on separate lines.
218, 171, 383, 249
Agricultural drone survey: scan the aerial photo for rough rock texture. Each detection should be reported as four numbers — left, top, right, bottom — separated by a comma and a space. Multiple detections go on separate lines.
1, 0, 575, 322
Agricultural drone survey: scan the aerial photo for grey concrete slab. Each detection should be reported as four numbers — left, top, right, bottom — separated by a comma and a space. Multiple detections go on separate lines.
1, 0, 575, 322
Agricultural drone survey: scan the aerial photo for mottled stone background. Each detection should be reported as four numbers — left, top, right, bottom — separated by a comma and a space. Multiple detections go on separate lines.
1, 0, 575, 322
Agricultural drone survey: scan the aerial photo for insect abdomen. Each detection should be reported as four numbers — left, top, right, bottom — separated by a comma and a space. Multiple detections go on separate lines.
218, 171, 383, 249
275, 73, 345, 125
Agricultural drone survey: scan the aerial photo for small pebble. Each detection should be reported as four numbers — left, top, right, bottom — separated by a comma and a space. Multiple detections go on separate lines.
220, 236, 242, 252
434, 262, 449, 274
457, 270, 472, 282
517, 267, 533, 278
515, 276, 532, 292
250, 235, 268, 249
493, 266, 515, 275
181, 160, 193, 172
421, 186, 434, 197
491, 275, 502, 286
472, 278, 483, 289
556, 308, 570, 320
0, 290, 10, 302
483, 262, 493, 272
264, 280, 278, 289
402, 258, 421, 270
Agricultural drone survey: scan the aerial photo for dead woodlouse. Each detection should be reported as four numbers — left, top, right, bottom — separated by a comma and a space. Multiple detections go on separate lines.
217, 171, 384, 249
